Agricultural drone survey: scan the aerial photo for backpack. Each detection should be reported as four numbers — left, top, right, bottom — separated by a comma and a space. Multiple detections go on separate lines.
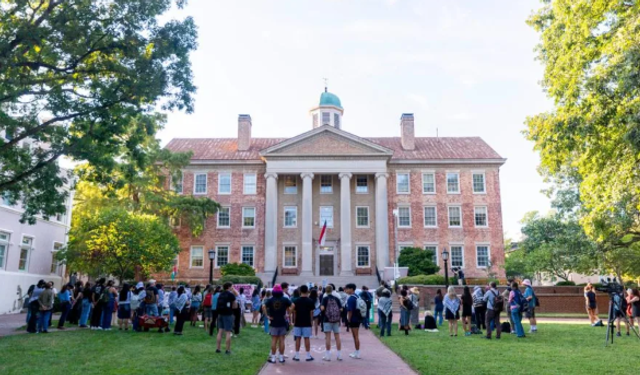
203, 293, 213, 307
513, 290, 528, 312
100, 287, 110, 303
500, 321, 511, 333
144, 287, 156, 304
325, 297, 341, 323
492, 290, 504, 312
404, 298, 414, 311
355, 296, 368, 318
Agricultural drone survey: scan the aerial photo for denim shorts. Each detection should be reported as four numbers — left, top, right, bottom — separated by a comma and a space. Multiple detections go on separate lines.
323, 322, 340, 333
293, 326, 312, 338
217, 315, 234, 332
203, 307, 212, 319
270, 326, 288, 336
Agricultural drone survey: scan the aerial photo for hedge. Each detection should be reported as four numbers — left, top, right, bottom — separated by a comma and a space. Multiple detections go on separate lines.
555, 281, 577, 286
397, 274, 455, 285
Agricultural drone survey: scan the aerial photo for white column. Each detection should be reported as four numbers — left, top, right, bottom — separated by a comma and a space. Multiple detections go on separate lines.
339, 172, 353, 276
300, 172, 314, 276
264, 173, 278, 273
375, 172, 390, 270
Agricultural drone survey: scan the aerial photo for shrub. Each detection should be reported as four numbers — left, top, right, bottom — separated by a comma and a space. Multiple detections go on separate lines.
398, 247, 439, 276
397, 274, 455, 285
220, 263, 256, 276
555, 280, 576, 286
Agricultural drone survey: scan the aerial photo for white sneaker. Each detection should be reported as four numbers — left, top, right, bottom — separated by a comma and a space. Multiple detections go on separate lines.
322, 356, 331, 362
349, 353, 361, 359
336, 355, 343, 361
97, 327, 103, 331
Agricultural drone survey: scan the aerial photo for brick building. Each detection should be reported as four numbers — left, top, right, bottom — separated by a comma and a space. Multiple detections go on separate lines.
164, 88, 506, 285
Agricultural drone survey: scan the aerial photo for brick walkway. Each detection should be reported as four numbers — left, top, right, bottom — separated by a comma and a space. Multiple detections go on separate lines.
258, 326, 417, 375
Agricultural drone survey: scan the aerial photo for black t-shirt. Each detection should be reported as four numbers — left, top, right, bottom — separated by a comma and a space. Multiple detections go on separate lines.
293, 296, 314, 327
216, 291, 235, 316
92, 285, 104, 302
266, 296, 292, 328
83, 287, 92, 300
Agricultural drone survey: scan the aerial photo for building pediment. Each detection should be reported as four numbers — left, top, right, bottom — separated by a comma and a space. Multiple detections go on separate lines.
260, 125, 393, 158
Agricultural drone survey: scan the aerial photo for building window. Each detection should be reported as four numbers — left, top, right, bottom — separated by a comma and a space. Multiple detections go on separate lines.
399, 244, 413, 252
320, 175, 333, 193
473, 172, 486, 194
284, 176, 297, 194
424, 245, 438, 265
423, 206, 437, 227
422, 173, 435, 194
356, 175, 368, 193
313, 113, 318, 127
474, 206, 488, 227
216, 246, 229, 267
242, 246, 254, 267
0, 232, 9, 269
397, 207, 411, 228
477, 245, 490, 268
356, 206, 369, 228
190, 246, 204, 268
357, 246, 370, 267
172, 173, 183, 194
51, 242, 63, 274
243, 173, 257, 195
284, 246, 297, 267
448, 206, 462, 227
55, 211, 66, 223
320, 206, 334, 227
242, 207, 256, 228
334, 113, 340, 128
194, 173, 207, 194
447, 172, 460, 194
322, 112, 330, 125
217, 207, 230, 228
451, 246, 464, 268
18, 236, 33, 271
284, 206, 297, 228
396, 173, 410, 194
218, 172, 231, 194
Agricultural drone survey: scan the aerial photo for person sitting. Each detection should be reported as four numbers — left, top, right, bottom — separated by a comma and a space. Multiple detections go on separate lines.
423, 311, 438, 332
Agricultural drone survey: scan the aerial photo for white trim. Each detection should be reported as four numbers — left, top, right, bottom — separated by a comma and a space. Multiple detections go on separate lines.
172, 173, 184, 194
241, 245, 255, 268
283, 245, 298, 268
390, 158, 507, 165
218, 172, 232, 195
448, 205, 462, 228
355, 175, 369, 194
0, 206, 70, 229
423, 205, 437, 228
242, 207, 256, 228
189, 246, 205, 269
396, 172, 410, 194
319, 206, 334, 228
283, 206, 298, 228
217, 206, 231, 228
193, 173, 208, 195
355, 206, 370, 228
190, 160, 265, 165
18, 234, 35, 272
320, 175, 333, 194
474, 206, 489, 227
449, 244, 465, 268
472, 171, 487, 194
422, 172, 436, 194
215, 245, 230, 268
356, 244, 371, 268
475, 244, 491, 269
283, 175, 298, 195
397, 206, 412, 228
243, 173, 257, 195
446, 172, 460, 194
424, 243, 439, 267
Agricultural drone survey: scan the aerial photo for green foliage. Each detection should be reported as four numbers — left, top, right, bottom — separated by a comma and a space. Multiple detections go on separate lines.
0, 0, 197, 223
396, 275, 454, 286
504, 247, 534, 280
555, 281, 576, 286
398, 247, 439, 276
220, 263, 256, 277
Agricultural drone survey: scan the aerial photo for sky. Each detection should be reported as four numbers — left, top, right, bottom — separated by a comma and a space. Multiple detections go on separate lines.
160, 0, 552, 239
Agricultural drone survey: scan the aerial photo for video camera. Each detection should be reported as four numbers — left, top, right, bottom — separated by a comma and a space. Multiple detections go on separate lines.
595, 277, 624, 294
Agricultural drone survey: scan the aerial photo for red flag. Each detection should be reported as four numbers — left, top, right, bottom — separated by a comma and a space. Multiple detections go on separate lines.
318, 220, 327, 246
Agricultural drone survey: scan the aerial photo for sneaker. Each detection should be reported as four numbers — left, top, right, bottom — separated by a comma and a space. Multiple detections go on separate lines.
336, 355, 343, 361
293, 355, 300, 362
216, 349, 221, 353
322, 356, 331, 362
279, 357, 285, 363
306, 356, 314, 362
225, 351, 231, 355
627, 332, 630, 336
616, 332, 622, 337
349, 353, 361, 359
268, 358, 276, 364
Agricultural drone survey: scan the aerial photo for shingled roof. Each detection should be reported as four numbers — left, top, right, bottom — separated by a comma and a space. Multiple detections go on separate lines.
165, 136, 503, 161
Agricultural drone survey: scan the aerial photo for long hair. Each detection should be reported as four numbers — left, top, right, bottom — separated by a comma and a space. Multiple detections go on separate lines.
119, 284, 130, 301
436, 289, 443, 298
309, 289, 318, 303
462, 286, 472, 304
447, 286, 456, 299
194, 285, 201, 295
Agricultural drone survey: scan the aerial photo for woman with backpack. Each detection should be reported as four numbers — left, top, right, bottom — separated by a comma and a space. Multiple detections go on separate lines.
461, 286, 473, 336
100, 280, 117, 330
508, 282, 526, 338
444, 286, 461, 337
399, 289, 412, 335
434, 289, 444, 326
190, 285, 202, 327
117, 283, 132, 330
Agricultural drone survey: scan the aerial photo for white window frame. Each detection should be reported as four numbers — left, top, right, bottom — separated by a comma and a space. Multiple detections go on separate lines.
476, 244, 490, 268
283, 245, 297, 268
355, 175, 369, 194
284, 206, 298, 228
396, 172, 410, 194
242, 207, 256, 228
356, 206, 370, 228
189, 246, 204, 269
320, 175, 333, 194
322, 112, 330, 125
446, 172, 460, 194
397, 206, 411, 228
241, 245, 255, 267
448, 206, 462, 228
424, 244, 438, 266
399, 243, 413, 253
284, 176, 298, 194
423, 206, 437, 228
51, 241, 63, 274
18, 235, 34, 272
422, 172, 436, 194
172, 173, 183, 194
194, 173, 208, 195
474, 206, 488, 227
217, 206, 230, 228
215, 245, 230, 268
319, 206, 334, 228
0, 231, 10, 270
356, 245, 370, 267
243, 173, 257, 195
472, 171, 486, 194
218, 172, 231, 195
450, 244, 464, 268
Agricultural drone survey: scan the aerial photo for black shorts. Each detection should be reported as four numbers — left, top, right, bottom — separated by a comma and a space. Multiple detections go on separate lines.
525, 308, 536, 319
614, 310, 625, 319
349, 322, 361, 329
445, 310, 460, 320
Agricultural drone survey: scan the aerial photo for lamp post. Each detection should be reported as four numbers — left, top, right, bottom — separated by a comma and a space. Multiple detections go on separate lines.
392, 208, 399, 281
442, 248, 450, 290
208, 249, 216, 285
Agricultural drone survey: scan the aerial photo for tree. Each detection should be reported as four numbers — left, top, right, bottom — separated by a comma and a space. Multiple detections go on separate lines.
0, 0, 197, 223
398, 247, 439, 276
62, 207, 180, 284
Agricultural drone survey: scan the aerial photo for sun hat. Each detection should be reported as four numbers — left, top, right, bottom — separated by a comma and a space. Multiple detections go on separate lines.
522, 279, 532, 287
411, 287, 420, 294
474, 285, 481, 291
136, 282, 144, 289
273, 284, 283, 293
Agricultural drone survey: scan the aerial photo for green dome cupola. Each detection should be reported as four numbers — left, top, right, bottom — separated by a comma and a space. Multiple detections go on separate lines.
310, 85, 344, 129
319, 90, 343, 109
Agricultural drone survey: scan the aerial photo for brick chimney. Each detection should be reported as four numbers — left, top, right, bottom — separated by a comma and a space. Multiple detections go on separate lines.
400, 113, 415, 150
237, 114, 252, 151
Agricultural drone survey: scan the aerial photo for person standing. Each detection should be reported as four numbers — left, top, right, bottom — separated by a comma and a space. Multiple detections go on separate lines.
216, 283, 237, 354
399, 289, 412, 336
434, 289, 444, 326
68, 282, 83, 325
461, 286, 473, 336
78, 282, 92, 328
265, 284, 292, 363
508, 282, 526, 338
584, 285, 601, 326
483, 282, 503, 339
338, 287, 349, 331
144, 280, 160, 317
117, 283, 132, 330
522, 279, 538, 333
37, 282, 55, 333
100, 280, 116, 331
210, 286, 222, 336
56, 284, 72, 329
409, 287, 420, 330
320, 285, 343, 361
90, 278, 106, 330
345, 283, 363, 359
629, 288, 640, 327
614, 291, 630, 336
190, 285, 202, 327
472, 286, 486, 330
173, 286, 190, 335
360, 286, 373, 330
262, 290, 272, 334
202, 286, 213, 332
378, 289, 393, 337
310, 288, 322, 338
168, 286, 178, 325
291, 285, 315, 362
444, 286, 461, 337
251, 288, 261, 328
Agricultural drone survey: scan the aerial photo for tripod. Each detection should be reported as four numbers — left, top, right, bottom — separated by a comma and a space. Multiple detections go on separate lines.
604, 292, 640, 347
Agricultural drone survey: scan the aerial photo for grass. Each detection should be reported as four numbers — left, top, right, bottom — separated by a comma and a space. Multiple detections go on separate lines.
534, 313, 607, 319
0, 323, 270, 375
380, 322, 640, 375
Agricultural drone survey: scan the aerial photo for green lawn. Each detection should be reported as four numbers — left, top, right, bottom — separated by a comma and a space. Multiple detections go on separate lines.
380, 323, 639, 375
0, 324, 270, 375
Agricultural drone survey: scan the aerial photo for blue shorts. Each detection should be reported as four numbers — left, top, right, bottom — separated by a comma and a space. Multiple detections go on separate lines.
293, 326, 312, 338
217, 315, 234, 332
323, 322, 340, 333
270, 326, 288, 336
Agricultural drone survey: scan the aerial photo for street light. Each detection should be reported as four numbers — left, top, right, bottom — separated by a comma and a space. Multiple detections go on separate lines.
442, 248, 449, 290
208, 249, 216, 285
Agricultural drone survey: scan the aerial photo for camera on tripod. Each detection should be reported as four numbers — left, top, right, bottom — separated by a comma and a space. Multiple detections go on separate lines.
595, 277, 624, 294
